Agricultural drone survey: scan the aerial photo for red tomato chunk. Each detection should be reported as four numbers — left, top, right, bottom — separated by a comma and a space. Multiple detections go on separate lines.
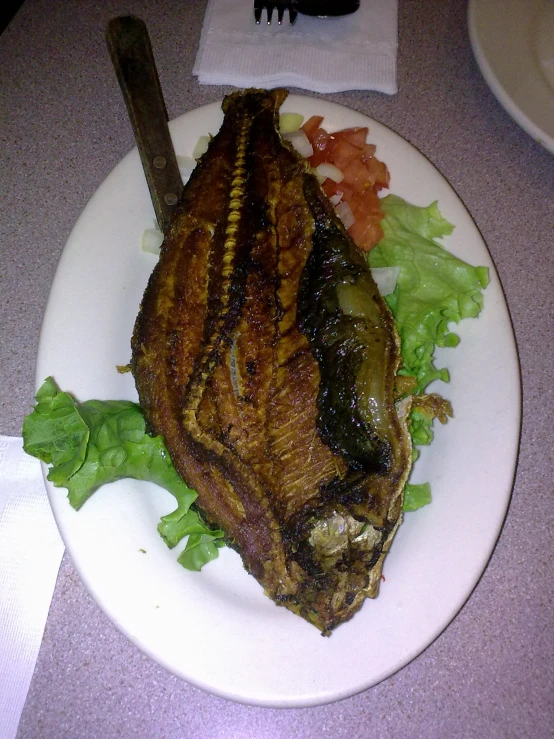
301, 115, 325, 139
300, 117, 390, 252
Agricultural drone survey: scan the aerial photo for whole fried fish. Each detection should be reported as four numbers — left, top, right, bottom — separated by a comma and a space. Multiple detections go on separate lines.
131, 89, 412, 634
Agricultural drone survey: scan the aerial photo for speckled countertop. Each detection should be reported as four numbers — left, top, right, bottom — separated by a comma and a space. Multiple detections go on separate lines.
1, 0, 553, 737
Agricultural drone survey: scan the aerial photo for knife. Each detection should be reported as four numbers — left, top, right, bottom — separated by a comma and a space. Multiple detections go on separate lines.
106, 16, 183, 233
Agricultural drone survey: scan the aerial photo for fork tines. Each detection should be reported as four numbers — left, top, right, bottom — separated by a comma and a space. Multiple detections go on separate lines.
254, 0, 298, 25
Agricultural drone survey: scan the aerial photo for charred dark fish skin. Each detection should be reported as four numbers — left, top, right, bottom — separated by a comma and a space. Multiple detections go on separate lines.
131, 89, 412, 634
298, 176, 405, 474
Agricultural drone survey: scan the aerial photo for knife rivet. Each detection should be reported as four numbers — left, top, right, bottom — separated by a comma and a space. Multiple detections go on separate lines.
153, 156, 167, 169
164, 193, 178, 206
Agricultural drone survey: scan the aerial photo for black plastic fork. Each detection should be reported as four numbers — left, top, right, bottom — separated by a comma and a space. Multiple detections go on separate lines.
254, 0, 360, 26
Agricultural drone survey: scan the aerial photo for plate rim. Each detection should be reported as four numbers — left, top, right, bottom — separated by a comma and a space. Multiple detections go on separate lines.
36, 94, 521, 707
467, 0, 554, 154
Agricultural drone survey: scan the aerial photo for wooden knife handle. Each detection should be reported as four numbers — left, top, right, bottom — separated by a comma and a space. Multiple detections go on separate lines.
106, 16, 183, 233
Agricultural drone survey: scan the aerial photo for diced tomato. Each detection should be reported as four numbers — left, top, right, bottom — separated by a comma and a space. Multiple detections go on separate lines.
311, 128, 330, 153
308, 150, 327, 168
347, 188, 385, 251
341, 158, 374, 190
331, 127, 369, 149
315, 134, 337, 163
301, 116, 324, 140
322, 178, 355, 202
347, 194, 364, 219
349, 188, 383, 218
322, 178, 341, 198
328, 138, 363, 170
348, 218, 385, 252
307, 127, 332, 166
303, 116, 389, 253
366, 156, 390, 189
360, 143, 377, 163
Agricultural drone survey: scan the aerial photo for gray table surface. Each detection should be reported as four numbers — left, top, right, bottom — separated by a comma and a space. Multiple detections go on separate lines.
2, 0, 553, 737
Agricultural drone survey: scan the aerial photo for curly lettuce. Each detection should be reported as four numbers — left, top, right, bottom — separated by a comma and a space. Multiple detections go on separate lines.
22, 377, 224, 569
370, 195, 489, 511
370, 195, 489, 393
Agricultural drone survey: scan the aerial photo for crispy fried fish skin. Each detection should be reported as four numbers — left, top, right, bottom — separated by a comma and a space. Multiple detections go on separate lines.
131, 89, 412, 633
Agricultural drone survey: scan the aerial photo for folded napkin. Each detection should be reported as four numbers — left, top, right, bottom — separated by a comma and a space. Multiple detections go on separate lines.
193, 0, 398, 94
0, 436, 64, 739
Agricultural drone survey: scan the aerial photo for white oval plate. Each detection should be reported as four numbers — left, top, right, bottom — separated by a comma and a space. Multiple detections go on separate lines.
468, 0, 554, 154
36, 96, 521, 707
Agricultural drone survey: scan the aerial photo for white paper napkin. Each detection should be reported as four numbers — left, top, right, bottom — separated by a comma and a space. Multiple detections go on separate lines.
0, 436, 64, 739
193, 0, 398, 94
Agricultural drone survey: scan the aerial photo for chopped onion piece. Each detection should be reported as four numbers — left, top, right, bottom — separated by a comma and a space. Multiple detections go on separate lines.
279, 112, 304, 133
176, 154, 196, 183
316, 162, 344, 183
370, 266, 401, 296
192, 135, 211, 159
141, 228, 164, 256
176, 155, 195, 169
329, 192, 343, 206
283, 130, 313, 158
335, 201, 355, 230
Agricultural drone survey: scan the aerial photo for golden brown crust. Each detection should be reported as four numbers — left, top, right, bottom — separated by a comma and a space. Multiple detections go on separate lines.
131, 89, 412, 633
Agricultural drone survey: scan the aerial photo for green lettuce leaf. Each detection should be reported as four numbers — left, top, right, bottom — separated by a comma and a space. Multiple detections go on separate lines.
370, 196, 488, 511
178, 533, 226, 571
403, 482, 432, 512
23, 377, 224, 568
409, 408, 436, 448
370, 195, 489, 394
403, 409, 436, 510
22, 376, 90, 487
